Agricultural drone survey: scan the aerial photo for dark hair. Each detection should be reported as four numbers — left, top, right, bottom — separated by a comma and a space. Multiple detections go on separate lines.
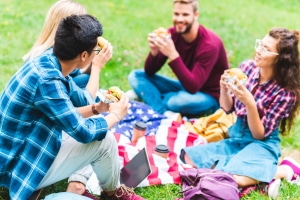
53, 14, 103, 60
269, 27, 300, 135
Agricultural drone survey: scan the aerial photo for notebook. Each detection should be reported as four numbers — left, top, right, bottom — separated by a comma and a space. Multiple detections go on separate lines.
120, 148, 151, 188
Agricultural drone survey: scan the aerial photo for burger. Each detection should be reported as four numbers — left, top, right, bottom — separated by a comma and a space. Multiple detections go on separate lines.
105, 86, 123, 103
97, 37, 107, 49
225, 68, 247, 86
153, 27, 171, 39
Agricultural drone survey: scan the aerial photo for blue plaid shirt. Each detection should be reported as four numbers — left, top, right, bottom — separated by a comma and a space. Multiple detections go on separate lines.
0, 50, 108, 199
234, 60, 296, 137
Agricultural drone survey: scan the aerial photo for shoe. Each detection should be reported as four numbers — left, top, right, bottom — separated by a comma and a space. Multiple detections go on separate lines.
280, 157, 300, 185
267, 179, 281, 199
82, 189, 98, 200
100, 184, 145, 200
125, 90, 138, 101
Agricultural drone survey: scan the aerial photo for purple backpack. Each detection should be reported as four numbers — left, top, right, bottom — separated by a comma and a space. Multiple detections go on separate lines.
179, 168, 239, 200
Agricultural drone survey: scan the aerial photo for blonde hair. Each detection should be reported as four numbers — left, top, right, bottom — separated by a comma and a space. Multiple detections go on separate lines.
173, 0, 199, 12
22, 0, 87, 61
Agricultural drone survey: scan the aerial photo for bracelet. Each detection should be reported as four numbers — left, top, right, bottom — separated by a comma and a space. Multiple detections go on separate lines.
91, 104, 100, 115
110, 111, 121, 121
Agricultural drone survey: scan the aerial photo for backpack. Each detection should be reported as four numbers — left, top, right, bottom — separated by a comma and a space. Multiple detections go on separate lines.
179, 168, 239, 200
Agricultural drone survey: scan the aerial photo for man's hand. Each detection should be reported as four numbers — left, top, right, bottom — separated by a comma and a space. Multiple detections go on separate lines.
92, 42, 113, 71
155, 36, 179, 61
148, 32, 160, 56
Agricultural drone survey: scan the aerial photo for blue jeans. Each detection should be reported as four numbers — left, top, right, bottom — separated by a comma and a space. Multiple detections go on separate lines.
71, 73, 90, 89
128, 69, 219, 116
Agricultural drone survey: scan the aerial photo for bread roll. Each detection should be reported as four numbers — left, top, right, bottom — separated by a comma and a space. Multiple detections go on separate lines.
153, 27, 171, 39
225, 68, 247, 86
97, 37, 107, 48
105, 86, 122, 102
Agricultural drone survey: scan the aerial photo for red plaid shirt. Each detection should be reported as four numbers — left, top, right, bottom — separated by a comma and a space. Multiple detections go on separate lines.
233, 60, 296, 137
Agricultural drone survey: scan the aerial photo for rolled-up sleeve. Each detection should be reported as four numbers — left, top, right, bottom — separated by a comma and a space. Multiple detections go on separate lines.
34, 78, 108, 143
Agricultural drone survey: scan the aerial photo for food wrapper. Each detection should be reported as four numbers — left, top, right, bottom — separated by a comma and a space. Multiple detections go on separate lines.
224, 74, 247, 87
96, 89, 115, 104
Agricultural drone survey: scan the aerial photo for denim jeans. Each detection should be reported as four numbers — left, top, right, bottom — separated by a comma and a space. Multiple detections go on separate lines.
128, 69, 219, 116
72, 73, 90, 89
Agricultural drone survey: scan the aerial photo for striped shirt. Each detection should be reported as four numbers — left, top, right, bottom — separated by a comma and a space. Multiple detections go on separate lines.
234, 60, 296, 137
0, 49, 108, 199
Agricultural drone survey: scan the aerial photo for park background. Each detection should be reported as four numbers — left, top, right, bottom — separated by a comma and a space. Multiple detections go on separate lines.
0, 0, 300, 199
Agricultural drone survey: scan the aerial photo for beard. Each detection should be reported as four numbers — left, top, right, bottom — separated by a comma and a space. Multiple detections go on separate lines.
174, 18, 194, 35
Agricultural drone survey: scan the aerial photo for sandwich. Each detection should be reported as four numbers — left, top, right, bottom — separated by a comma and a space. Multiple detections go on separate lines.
105, 86, 122, 102
153, 27, 171, 39
225, 68, 247, 86
97, 37, 107, 49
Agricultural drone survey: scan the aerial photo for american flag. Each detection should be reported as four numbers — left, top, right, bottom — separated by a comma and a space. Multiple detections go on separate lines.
87, 101, 206, 194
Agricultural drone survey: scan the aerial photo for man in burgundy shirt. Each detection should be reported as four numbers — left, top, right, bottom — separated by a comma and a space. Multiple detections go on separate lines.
128, 0, 228, 117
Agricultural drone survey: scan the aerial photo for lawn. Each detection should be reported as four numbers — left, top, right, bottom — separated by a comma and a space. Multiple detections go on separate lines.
0, 0, 300, 199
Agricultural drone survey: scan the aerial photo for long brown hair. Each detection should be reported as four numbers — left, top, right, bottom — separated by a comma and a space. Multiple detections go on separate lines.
269, 27, 300, 135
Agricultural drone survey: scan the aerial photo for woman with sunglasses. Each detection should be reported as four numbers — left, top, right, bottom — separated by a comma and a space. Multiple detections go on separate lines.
180, 27, 300, 198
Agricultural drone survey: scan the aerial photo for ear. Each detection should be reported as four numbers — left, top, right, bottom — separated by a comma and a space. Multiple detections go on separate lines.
80, 51, 89, 61
195, 10, 199, 18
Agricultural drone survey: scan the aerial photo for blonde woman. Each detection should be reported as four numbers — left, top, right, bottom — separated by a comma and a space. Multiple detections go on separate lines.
22, 0, 86, 61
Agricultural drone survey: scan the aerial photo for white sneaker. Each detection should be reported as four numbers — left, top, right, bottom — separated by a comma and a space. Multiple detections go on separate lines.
267, 179, 281, 199
280, 157, 300, 185
164, 110, 182, 122
125, 90, 138, 100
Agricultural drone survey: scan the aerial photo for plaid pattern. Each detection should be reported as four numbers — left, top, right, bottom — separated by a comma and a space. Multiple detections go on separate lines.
234, 60, 296, 136
0, 50, 108, 199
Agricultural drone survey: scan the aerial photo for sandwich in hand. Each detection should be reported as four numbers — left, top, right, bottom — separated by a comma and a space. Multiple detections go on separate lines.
153, 27, 171, 39
97, 36, 108, 49
104, 86, 122, 103
225, 68, 247, 86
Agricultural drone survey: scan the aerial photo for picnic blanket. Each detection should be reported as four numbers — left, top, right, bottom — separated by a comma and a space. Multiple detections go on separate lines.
86, 101, 207, 194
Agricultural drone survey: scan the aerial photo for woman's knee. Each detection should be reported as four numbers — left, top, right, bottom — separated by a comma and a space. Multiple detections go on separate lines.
233, 174, 258, 188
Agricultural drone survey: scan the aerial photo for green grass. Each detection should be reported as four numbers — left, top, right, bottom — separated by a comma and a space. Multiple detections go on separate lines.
1, 0, 300, 199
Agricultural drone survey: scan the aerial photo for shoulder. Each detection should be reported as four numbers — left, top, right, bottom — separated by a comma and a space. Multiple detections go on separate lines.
196, 26, 226, 54
33, 51, 64, 81
239, 60, 257, 76
198, 26, 223, 42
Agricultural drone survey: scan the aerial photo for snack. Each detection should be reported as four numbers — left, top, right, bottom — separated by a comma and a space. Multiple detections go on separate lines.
153, 27, 171, 39
96, 86, 123, 104
106, 86, 122, 102
97, 36, 107, 48
225, 68, 247, 86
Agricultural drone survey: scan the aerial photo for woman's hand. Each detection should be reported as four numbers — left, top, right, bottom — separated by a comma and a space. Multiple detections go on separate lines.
227, 82, 255, 107
220, 71, 230, 94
